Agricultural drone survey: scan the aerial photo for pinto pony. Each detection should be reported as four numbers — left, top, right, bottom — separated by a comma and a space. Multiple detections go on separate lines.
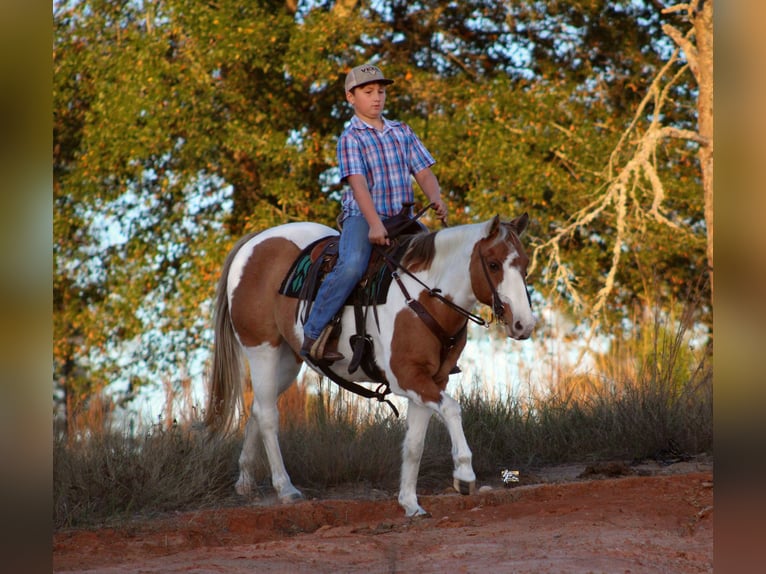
205, 214, 535, 516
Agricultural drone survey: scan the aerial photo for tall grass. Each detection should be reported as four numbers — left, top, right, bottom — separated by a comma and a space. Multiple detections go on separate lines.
53, 423, 241, 528
54, 309, 712, 530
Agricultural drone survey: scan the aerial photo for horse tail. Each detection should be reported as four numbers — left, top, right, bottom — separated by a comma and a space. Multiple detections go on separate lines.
204, 232, 259, 434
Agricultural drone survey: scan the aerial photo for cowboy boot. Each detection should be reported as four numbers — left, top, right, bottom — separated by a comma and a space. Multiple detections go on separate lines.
301, 326, 344, 363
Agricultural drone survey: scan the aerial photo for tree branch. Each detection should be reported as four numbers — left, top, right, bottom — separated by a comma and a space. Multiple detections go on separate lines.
662, 23, 699, 79
531, 13, 702, 322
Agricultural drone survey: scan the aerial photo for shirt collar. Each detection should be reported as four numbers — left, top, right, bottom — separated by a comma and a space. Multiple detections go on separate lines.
350, 115, 400, 132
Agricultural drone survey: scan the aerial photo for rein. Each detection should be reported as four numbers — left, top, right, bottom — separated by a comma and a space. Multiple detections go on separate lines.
310, 207, 518, 417
309, 357, 400, 417
313, 237, 488, 418
376, 246, 490, 329
375, 206, 512, 333
374, 244, 491, 367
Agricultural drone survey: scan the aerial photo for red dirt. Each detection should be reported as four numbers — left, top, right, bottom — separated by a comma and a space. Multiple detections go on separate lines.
54, 460, 713, 573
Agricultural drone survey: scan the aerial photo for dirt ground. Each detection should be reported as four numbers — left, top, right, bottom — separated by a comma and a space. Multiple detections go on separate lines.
54, 456, 713, 573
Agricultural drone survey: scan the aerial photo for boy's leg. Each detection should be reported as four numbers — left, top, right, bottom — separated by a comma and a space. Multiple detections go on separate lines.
302, 215, 372, 360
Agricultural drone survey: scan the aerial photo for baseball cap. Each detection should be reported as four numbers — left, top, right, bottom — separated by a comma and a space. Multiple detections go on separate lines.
344, 64, 394, 92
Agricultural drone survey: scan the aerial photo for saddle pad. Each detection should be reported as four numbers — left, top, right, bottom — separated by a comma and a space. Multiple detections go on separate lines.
278, 237, 401, 306
279, 237, 328, 299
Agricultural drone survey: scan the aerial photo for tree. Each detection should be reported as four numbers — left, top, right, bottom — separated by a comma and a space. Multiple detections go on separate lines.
53, 0, 384, 432
663, 0, 713, 298
54, 0, 708, 428
526, 0, 713, 333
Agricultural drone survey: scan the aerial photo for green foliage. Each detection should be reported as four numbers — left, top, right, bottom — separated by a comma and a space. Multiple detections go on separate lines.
53, 0, 707, 424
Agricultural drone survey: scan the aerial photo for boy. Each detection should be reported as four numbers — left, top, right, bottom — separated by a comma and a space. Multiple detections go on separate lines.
301, 63, 448, 362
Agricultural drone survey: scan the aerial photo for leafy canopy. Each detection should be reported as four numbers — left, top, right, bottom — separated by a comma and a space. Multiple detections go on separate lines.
54, 0, 706, 420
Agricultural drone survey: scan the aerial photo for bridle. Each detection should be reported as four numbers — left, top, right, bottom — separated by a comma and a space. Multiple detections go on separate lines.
477, 246, 533, 325
375, 213, 531, 327
478, 251, 508, 324
374, 208, 531, 366
373, 237, 521, 369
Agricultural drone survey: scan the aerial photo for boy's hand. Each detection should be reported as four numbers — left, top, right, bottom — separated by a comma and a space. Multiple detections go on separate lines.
432, 198, 448, 223
368, 221, 390, 246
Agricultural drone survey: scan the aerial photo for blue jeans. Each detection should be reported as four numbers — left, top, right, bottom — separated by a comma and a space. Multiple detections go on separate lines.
303, 215, 374, 340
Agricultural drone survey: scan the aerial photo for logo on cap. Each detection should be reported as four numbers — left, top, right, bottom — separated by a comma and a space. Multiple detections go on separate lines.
345, 64, 394, 92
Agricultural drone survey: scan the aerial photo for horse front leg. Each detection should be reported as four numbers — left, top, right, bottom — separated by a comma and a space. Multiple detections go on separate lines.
398, 400, 433, 517
438, 392, 476, 495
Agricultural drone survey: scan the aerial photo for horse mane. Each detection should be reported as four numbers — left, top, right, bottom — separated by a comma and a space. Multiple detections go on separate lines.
399, 219, 524, 274
400, 230, 438, 272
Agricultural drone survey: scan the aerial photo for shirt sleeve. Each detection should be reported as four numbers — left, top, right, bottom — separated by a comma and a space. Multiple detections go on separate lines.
402, 124, 435, 174
337, 131, 366, 181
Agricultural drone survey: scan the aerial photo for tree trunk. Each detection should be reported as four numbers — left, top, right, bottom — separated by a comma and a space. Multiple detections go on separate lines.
695, 0, 714, 301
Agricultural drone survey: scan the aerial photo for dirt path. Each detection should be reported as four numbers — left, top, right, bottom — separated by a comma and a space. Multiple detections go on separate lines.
54, 460, 713, 573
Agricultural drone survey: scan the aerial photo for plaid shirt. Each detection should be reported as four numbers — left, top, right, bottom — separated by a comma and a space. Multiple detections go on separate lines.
337, 115, 435, 219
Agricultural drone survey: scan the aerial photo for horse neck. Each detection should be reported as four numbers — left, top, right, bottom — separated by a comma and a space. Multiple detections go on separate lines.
423, 224, 484, 307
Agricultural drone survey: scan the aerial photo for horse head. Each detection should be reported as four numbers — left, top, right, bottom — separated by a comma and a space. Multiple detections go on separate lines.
470, 214, 536, 340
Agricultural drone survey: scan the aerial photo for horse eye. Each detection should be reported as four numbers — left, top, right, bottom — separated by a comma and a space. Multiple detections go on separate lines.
489, 261, 501, 272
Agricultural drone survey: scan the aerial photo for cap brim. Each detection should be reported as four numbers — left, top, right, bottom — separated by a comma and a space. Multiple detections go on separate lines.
348, 78, 394, 91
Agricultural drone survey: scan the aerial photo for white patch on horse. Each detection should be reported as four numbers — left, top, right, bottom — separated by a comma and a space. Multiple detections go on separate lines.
227, 222, 337, 302
498, 262, 536, 339
427, 223, 487, 303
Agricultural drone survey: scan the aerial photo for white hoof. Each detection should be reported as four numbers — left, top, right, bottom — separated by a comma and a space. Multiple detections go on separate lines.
405, 505, 430, 518
278, 489, 304, 504
453, 477, 476, 495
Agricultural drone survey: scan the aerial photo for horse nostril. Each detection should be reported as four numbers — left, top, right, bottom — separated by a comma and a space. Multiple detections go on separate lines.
514, 320, 523, 332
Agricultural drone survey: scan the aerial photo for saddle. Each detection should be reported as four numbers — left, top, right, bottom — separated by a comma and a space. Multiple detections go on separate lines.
278, 204, 429, 383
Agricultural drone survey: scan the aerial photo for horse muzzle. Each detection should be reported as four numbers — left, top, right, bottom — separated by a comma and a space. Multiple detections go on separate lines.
503, 313, 536, 340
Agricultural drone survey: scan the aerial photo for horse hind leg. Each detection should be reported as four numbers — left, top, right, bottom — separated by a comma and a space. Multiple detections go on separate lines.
235, 414, 260, 497
236, 342, 303, 503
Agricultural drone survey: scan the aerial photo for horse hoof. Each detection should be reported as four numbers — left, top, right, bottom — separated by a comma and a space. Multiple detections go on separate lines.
453, 478, 476, 496
280, 491, 304, 504
406, 506, 430, 518
235, 478, 252, 497
409, 510, 431, 520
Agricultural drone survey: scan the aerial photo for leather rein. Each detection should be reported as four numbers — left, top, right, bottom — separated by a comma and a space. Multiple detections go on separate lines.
374, 237, 510, 365
309, 208, 522, 417
380, 203, 512, 332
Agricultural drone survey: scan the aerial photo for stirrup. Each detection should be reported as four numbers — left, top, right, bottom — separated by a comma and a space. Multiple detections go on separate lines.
348, 334, 372, 374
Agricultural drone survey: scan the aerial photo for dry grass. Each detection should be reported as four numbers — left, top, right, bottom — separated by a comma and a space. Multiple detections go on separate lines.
54, 310, 712, 530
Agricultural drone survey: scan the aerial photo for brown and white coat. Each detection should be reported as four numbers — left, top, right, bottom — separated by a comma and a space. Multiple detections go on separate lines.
206, 215, 535, 517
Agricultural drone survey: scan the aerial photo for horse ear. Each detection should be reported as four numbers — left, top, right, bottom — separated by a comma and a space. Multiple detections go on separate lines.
484, 215, 501, 238
509, 212, 529, 237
